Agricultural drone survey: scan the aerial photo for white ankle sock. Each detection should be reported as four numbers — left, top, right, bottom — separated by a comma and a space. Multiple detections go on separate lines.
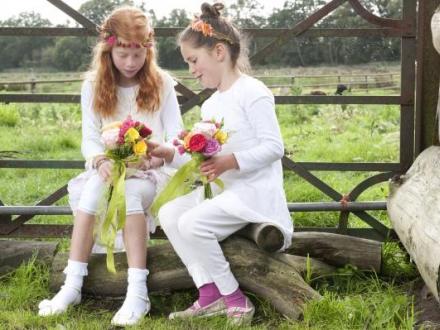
51, 259, 87, 307
119, 268, 150, 315
39, 259, 87, 316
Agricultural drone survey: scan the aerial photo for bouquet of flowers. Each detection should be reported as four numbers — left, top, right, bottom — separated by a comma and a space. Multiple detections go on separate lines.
151, 119, 228, 216
96, 116, 152, 273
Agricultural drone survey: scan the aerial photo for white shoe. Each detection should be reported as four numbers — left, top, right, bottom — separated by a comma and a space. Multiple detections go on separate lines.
111, 297, 151, 326
38, 292, 81, 316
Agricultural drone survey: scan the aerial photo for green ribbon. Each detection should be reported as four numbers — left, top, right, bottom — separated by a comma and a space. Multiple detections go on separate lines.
150, 157, 224, 218
95, 160, 126, 273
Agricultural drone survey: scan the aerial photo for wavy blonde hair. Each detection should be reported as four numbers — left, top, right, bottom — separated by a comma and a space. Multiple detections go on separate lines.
88, 6, 163, 118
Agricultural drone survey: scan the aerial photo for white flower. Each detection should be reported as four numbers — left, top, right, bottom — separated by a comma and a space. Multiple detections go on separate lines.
101, 128, 120, 149
193, 122, 217, 137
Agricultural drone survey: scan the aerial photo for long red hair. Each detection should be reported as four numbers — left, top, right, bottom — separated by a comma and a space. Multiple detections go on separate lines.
88, 7, 163, 118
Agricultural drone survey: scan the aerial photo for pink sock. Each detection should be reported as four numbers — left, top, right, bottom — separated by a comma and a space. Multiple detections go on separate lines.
198, 283, 222, 307
224, 288, 247, 309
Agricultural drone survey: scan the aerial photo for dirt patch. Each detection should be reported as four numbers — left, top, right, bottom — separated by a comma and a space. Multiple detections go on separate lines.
412, 279, 440, 329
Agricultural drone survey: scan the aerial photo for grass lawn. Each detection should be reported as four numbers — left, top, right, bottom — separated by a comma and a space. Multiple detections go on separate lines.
0, 63, 420, 329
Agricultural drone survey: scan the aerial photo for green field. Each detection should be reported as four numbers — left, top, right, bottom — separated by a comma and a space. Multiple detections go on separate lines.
0, 63, 419, 329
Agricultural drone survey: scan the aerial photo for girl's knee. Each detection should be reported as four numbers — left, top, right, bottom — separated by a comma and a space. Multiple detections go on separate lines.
177, 213, 204, 241
125, 179, 156, 213
158, 203, 178, 232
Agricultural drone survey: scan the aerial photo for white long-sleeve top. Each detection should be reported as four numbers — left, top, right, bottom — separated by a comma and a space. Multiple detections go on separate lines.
169, 74, 293, 249
80, 71, 183, 162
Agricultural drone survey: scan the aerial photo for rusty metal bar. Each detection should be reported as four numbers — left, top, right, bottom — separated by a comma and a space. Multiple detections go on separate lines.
337, 172, 395, 234
0, 201, 386, 215
275, 96, 403, 105
348, 0, 410, 30
399, 0, 417, 171
282, 157, 342, 201
46, 0, 97, 32
2, 185, 68, 235
0, 206, 71, 215
0, 94, 403, 105
0, 224, 395, 241
288, 202, 386, 211
0, 160, 399, 172
0, 224, 72, 238
347, 172, 395, 201
0, 27, 411, 38
180, 88, 215, 114
0, 200, 12, 224
0, 27, 92, 36
296, 162, 400, 172
250, 0, 347, 64
0, 160, 84, 169
1, 79, 82, 85
415, 0, 440, 154
0, 94, 80, 103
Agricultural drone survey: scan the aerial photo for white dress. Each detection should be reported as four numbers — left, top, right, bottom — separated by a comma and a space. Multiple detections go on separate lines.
169, 74, 293, 249
68, 71, 182, 252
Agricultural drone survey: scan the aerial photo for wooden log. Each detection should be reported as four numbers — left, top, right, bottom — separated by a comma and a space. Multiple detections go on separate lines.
271, 253, 336, 277
237, 222, 285, 252
286, 232, 382, 272
51, 236, 320, 319
388, 146, 440, 301
0, 239, 58, 276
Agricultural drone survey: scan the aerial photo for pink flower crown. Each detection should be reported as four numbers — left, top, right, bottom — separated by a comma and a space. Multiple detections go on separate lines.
190, 17, 234, 45
101, 30, 154, 48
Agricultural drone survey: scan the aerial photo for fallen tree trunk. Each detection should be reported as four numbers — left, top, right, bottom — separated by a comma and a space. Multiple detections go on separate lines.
0, 239, 58, 276
51, 236, 321, 319
388, 146, 440, 301
286, 232, 382, 272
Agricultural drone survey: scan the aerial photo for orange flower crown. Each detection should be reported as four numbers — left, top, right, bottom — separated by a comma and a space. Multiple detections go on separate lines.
101, 30, 154, 48
190, 17, 234, 44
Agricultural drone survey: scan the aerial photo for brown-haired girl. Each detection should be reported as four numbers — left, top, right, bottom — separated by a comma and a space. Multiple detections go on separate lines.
150, 2, 293, 326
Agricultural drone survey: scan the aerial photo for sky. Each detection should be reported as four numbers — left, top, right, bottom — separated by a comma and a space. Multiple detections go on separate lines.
0, 0, 288, 25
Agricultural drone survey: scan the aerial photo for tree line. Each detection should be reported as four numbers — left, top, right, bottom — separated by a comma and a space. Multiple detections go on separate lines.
0, 0, 401, 72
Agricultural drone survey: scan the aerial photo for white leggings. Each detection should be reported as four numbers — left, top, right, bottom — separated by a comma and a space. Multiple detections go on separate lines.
77, 174, 156, 216
159, 190, 248, 295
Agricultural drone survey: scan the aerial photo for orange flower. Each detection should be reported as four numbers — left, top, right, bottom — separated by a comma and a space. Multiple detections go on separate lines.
191, 19, 213, 37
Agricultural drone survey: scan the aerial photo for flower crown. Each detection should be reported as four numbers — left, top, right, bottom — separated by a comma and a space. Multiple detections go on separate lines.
101, 30, 154, 48
190, 17, 234, 45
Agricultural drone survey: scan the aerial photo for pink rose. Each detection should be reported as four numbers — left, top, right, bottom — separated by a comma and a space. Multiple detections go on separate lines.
119, 117, 136, 140
202, 138, 221, 157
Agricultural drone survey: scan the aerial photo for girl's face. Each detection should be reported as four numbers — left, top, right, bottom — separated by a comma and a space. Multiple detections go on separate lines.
111, 40, 147, 86
180, 41, 223, 90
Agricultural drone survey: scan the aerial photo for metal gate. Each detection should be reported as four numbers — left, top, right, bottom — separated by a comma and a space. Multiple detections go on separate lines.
0, 0, 424, 241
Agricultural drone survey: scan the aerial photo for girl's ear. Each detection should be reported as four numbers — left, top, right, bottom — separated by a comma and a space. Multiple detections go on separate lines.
214, 43, 227, 62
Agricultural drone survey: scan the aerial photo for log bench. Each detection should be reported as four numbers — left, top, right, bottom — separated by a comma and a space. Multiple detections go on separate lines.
1, 229, 382, 319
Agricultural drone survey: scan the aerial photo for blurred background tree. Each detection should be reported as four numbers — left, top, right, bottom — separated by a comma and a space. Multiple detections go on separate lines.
0, 0, 402, 72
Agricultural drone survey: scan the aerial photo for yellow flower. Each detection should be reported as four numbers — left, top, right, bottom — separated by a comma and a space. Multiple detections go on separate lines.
214, 130, 228, 144
133, 140, 147, 156
125, 127, 140, 143
102, 121, 122, 132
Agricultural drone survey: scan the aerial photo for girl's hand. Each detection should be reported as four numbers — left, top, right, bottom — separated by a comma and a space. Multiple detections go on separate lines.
149, 156, 165, 169
97, 159, 113, 182
200, 154, 239, 182
135, 156, 165, 170
148, 142, 175, 164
